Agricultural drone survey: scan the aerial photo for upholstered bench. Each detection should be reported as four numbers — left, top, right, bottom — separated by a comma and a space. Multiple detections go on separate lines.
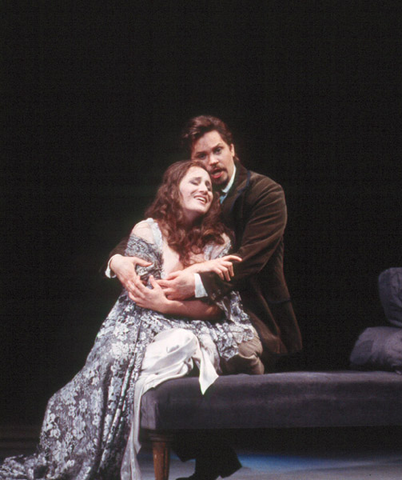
140, 370, 402, 480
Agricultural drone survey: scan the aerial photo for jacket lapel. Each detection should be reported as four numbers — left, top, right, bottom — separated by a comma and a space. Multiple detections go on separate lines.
221, 161, 250, 222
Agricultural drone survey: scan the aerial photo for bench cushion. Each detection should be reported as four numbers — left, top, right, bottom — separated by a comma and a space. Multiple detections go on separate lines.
350, 326, 402, 373
378, 268, 402, 327
140, 371, 402, 431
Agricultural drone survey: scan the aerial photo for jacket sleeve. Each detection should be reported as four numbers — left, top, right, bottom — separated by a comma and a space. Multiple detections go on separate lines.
100, 235, 130, 276
109, 236, 130, 257
199, 178, 287, 301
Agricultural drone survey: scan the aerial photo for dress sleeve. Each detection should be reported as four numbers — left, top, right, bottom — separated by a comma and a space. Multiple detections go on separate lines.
124, 223, 164, 281
204, 233, 232, 261
102, 219, 158, 275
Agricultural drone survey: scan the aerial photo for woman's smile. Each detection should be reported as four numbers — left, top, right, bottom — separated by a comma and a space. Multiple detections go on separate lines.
179, 166, 213, 222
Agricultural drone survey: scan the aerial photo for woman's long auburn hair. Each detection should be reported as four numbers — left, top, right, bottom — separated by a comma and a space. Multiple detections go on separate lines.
145, 160, 228, 266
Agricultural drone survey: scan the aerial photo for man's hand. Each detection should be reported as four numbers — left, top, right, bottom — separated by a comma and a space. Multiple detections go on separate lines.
130, 275, 171, 313
109, 254, 152, 297
157, 269, 196, 300
186, 255, 242, 281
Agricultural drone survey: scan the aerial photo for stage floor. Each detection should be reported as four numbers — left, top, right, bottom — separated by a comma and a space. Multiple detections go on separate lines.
137, 449, 402, 480
1, 427, 401, 479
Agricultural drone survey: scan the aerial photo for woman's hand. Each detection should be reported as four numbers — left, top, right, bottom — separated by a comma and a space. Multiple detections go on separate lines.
186, 255, 242, 281
129, 275, 171, 314
132, 276, 223, 320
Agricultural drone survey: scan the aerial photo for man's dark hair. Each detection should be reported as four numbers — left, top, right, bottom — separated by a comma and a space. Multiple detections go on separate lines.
180, 115, 234, 156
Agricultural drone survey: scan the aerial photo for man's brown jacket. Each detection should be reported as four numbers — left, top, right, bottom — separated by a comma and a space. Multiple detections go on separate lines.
200, 162, 302, 368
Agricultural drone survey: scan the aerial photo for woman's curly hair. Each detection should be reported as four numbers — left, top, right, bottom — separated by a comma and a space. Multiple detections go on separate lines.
145, 160, 228, 266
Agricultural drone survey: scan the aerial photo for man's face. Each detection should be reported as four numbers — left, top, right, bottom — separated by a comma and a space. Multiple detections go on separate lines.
190, 130, 235, 189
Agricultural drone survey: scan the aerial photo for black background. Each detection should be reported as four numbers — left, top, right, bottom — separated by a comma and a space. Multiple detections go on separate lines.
2, 1, 401, 425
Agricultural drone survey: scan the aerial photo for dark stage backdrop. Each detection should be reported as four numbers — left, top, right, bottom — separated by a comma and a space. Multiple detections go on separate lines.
2, 2, 401, 425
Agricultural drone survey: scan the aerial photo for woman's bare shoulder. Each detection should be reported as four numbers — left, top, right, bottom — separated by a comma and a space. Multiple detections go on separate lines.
131, 219, 155, 244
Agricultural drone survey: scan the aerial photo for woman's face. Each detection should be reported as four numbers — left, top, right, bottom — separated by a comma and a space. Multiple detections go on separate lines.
179, 166, 213, 223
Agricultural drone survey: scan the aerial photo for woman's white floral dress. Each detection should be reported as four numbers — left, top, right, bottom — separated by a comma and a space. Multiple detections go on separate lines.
0, 220, 254, 480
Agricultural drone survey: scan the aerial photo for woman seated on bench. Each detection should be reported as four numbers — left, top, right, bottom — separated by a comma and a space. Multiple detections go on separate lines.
0, 160, 261, 480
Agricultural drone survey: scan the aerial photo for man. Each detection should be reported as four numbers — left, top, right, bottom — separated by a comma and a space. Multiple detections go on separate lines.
109, 115, 301, 369
107, 115, 302, 479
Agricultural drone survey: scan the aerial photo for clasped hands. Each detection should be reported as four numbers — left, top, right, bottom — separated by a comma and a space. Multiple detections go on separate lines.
109, 254, 241, 312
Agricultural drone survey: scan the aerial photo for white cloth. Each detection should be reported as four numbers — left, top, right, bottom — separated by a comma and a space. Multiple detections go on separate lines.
120, 328, 219, 480
105, 255, 117, 278
194, 272, 208, 298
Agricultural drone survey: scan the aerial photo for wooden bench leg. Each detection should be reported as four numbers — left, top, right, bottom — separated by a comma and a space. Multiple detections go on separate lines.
149, 432, 174, 480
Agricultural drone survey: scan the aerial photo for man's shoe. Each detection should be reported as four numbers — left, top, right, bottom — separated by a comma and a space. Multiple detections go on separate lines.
176, 472, 224, 480
176, 474, 216, 480
176, 448, 242, 480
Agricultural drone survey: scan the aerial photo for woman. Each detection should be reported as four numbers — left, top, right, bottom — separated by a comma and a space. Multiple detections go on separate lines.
0, 160, 257, 480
